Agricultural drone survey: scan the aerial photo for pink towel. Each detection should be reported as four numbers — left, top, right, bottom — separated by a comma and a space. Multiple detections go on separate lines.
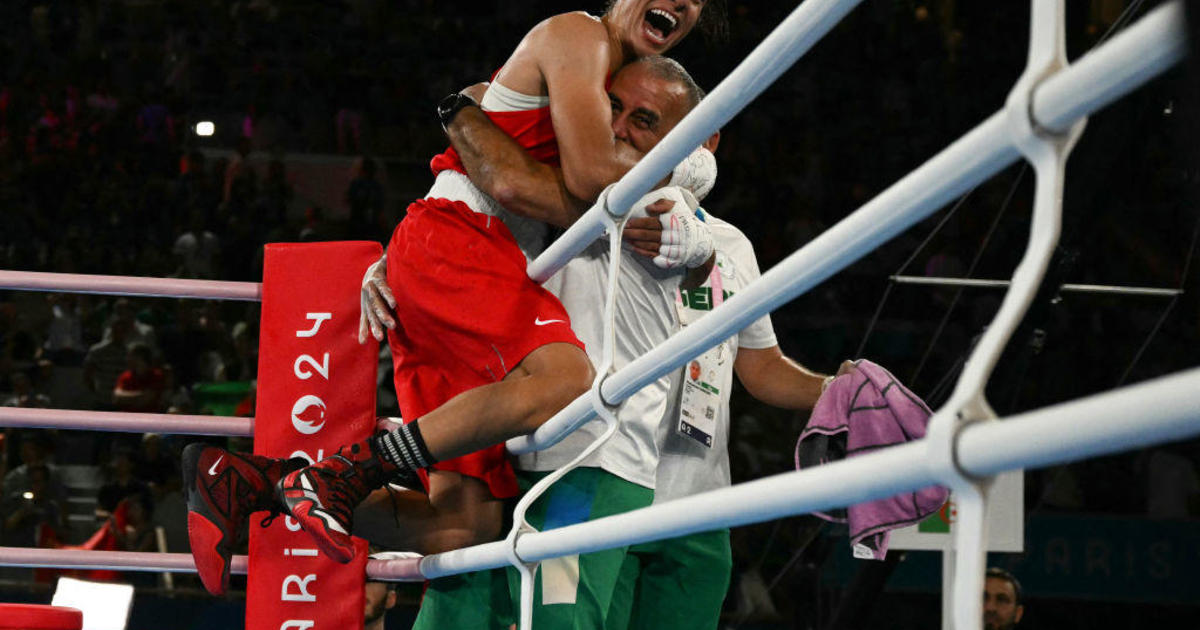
795, 359, 948, 560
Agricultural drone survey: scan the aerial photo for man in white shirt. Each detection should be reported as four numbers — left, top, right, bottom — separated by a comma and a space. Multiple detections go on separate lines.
362, 56, 842, 629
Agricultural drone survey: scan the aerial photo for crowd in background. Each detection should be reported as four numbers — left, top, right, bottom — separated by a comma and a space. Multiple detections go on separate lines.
0, 0, 1196, 625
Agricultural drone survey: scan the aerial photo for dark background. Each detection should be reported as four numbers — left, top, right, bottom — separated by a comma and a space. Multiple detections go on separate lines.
0, 1, 1196, 628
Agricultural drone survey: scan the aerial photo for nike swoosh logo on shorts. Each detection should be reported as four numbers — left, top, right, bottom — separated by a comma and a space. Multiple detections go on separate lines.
208, 456, 224, 476
534, 317, 565, 326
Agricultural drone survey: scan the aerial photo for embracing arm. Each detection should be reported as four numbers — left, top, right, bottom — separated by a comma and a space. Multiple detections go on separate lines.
535, 14, 642, 201
446, 100, 586, 229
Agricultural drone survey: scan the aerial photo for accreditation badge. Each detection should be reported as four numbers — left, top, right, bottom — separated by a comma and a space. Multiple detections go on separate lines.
674, 254, 730, 449
678, 345, 723, 447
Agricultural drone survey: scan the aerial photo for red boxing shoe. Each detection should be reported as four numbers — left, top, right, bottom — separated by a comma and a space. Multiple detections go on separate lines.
182, 444, 304, 595
277, 439, 401, 564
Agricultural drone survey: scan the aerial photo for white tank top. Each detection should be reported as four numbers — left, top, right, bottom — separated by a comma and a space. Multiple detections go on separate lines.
425, 80, 550, 260
480, 81, 550, 112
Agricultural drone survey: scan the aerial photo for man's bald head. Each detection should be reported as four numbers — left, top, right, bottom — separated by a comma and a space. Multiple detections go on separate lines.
630, 55, 706, 111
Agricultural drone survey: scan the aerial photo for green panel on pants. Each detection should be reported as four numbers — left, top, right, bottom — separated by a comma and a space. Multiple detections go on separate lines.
605, 528, 733, 630
505, 467, 653, 630
412, 568, 515, 630
412, 467, 652, 630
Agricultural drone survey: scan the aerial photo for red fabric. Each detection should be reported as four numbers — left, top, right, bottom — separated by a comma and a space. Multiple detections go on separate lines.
114, 368, 164, 392
0, 604, 83, 629
386, 199, 584, 499
248, 242, 381, 630
36, 500, 131, 583
429, 106, 559, 177
233, 388, 255, 417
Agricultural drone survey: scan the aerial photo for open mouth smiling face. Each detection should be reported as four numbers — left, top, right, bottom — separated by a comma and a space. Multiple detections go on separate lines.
621, 0, 702, 55
643, 7, 680, 47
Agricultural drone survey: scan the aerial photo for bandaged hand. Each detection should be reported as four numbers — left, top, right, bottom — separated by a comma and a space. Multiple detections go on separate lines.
358, 254, 397, 343
668, 146, 717, 201
624, 187, 713, 270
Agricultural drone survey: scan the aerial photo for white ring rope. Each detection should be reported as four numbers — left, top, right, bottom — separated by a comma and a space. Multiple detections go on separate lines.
5, 363, 1200, 582
0, 547, 424, 581
425, 367, 1200, 577
527, 0, 866, 283
0, 407, 252, 437
0, 270, 261, 301
509, 0, 1188, 457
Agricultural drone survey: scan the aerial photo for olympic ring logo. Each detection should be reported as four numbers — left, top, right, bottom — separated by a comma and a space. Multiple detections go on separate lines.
290, 395, 327, 435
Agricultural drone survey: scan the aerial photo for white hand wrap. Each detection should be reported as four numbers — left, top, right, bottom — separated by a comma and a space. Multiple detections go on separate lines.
361, 255, 387, 290
668, 146, 718, 201
630, 187, 713, 270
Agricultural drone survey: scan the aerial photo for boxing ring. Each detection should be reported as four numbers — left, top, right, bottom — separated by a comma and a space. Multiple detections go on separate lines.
0, 1, 1194, 629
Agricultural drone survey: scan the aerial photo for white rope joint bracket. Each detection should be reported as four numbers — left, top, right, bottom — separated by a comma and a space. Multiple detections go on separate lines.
927, 3, 1089, 629
505, 195, 631, 630
1005, 1, 1088, 158
594, 182, 622, 222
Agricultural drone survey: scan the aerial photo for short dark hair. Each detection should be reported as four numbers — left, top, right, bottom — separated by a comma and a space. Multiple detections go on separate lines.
696, 0, 729, 43
633, 55, 706, 110
986, 567, 1023, 605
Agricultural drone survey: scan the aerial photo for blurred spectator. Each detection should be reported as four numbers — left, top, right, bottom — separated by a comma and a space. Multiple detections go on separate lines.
174, 149, 216, 217
85, 81, 119, 119
335, 75, 367, 154
104, 298, 159, 356
364, 574, 398, 630
259, 158, 293, 228
132, 433, 174, 489
135, 86, 173, 154
43, 293, 86, 365
173, 211, 222, 279
346, 155, 384, 240
1, 433, 67, 506
83, 318, 132, 408
1144, 445, 1200, 518
298, 205, 330, 241
159, 301, 205, 387
112, 491, 156, 553
112, 343, 165, 412
96, 451, 148, 517
1, 464, 64, 547
164, 371, 195, 413
2, 371, 51, 408
229, 315, 259, 382
983, 567, 1024, 630
2, 319, 40, 377
150, 473, 187, 553
196, 301, 234, 381
223, 136, 254, 204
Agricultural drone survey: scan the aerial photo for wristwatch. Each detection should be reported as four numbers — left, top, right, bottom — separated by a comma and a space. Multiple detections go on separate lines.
438, 92, 479, 132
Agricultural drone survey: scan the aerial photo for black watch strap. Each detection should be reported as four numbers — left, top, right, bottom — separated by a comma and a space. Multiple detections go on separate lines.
438, 92, 480, 131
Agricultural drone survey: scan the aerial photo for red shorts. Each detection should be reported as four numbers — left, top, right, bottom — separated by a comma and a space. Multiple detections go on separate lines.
386, 197, 584, 499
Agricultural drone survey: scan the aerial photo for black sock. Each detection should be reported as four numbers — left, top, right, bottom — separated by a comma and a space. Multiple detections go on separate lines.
372, 420, 437, 473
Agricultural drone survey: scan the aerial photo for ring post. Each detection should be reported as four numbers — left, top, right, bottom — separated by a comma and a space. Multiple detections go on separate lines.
925, 2, 1087, 627
248, 242, 382, 630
